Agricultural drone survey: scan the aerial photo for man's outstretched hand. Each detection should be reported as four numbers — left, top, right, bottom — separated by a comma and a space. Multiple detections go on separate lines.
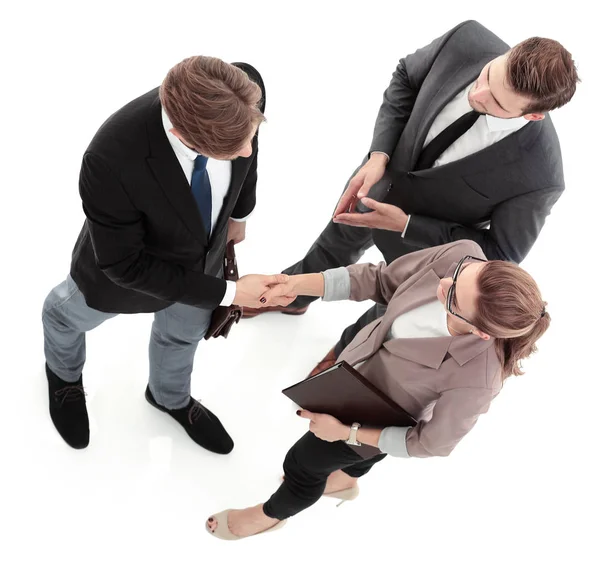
233, 274, 297, 309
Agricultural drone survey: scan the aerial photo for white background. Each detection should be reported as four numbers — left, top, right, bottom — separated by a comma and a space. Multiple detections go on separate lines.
1, 1, 598, 565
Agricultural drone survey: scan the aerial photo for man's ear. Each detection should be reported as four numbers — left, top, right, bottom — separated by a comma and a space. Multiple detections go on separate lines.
523, 113, 545, 122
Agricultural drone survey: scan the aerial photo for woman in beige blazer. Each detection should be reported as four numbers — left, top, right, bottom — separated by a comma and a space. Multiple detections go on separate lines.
206, 240, 550, 540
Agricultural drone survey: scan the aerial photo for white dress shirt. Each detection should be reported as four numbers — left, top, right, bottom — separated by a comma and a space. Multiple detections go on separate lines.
161, 109, 241, 306
377, 83, 529, 237
422, 82, 528, 167
388, 299, 450, 340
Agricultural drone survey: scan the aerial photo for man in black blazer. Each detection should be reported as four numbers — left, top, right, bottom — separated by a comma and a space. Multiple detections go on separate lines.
244, 21, 579, 375
42, 56, 289, 452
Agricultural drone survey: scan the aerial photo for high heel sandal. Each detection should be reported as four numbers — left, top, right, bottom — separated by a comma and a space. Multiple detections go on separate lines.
206, 509, 287, 541
323, 484, 360, 507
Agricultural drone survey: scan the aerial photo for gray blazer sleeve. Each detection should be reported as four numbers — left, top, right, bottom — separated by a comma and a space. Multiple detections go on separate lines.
369, 21, 472, 157
404, 186, 564, 262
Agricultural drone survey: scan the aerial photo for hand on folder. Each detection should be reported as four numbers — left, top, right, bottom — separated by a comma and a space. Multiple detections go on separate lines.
283, 361, 416, 458
296, 409, 348, 443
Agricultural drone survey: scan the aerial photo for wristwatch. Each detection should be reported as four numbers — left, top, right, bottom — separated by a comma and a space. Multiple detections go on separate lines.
345, 422, 362, 446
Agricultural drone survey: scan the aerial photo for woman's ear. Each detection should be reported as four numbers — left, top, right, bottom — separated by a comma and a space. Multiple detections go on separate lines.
472, 328, 491, 341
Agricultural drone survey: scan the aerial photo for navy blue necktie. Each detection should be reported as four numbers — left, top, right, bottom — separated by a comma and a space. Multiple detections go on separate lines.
191, 155, 212, 236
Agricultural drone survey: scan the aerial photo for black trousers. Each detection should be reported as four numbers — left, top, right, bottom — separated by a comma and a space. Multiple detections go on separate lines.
262, 432, 386, 520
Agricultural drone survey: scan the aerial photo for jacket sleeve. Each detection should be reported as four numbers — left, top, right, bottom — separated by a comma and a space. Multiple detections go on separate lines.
402, 186, 564, 262
79, 152, 227, 309
369, 21, 472, 157
405, 383, 499, 457
346, 240, 482, 304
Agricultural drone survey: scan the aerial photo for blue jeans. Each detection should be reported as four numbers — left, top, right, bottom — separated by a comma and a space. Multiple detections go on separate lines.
42, 275, 213, 409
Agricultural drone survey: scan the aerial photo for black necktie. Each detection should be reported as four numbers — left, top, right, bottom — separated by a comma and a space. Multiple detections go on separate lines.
191, 155, 212, 237
415, 110, 482, 170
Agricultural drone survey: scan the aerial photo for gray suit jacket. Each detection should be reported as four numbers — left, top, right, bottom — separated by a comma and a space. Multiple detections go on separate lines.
366, 20, 564, 264
331, 240, 503, 458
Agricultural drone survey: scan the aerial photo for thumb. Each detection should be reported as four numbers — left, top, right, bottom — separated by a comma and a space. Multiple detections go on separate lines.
359, 196, 381, 210
357, 180, 375, 199
263, 273, 290, 286
361, 197, 392, 214
346, 172, 365, 194
296, 409, 315, 421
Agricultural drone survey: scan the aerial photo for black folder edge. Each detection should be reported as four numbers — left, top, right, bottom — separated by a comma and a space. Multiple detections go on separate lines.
282, 361, 417, 427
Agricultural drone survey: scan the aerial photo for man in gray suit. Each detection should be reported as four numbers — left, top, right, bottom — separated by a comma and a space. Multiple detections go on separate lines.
244, 20, 579, 374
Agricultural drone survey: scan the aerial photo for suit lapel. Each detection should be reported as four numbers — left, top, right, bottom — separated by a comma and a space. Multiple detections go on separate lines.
412, 123, 529, 180
208, 158, 246, 245
145, 96, 208, 244
379, 261, 496, 368
343, 260, 497, 369
407, 54, 498, 170
343, 268, 444, 366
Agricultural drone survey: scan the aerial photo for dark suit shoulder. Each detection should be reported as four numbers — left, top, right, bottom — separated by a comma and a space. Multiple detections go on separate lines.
231, 62, 266, 113
518, 117, 564, 189
86, 88, 158, 167
443, 20, 510, 60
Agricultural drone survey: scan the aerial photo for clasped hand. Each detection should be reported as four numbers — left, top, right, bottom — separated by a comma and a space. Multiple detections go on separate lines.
233, 274, 298, 309
331, 154, 409, 232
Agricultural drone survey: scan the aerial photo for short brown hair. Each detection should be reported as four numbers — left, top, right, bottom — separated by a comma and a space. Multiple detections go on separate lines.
473, 261, 550, 379
160, 56, 265, 157
506, 37, 579, 114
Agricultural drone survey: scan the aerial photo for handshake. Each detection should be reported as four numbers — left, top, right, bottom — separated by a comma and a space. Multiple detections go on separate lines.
232, 274, 298, 309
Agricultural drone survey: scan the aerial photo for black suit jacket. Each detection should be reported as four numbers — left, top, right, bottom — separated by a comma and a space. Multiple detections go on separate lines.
366, 20, 564, 264
70, 63, 265, 313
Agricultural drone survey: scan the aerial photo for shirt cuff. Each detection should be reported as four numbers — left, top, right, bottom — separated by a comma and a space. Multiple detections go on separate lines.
378, 426, 411, 457
370, 151, 390, 163
220, 280, 237, 306
401, 214, 411, 238
230, 213, 251, 222
322, 267, 351, 301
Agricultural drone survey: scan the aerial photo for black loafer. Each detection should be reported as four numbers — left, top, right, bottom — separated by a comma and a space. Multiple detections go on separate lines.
145, 386, 233, 454
46, 364, 89, 449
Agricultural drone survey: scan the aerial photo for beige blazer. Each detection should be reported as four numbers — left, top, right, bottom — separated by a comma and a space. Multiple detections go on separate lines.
337, 240, 503, 458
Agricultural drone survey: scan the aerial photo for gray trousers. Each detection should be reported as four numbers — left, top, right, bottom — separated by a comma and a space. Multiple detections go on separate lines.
42, 275, 213, 409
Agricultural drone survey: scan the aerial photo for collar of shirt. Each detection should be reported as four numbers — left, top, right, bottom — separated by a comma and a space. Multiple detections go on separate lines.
485, 113, 528, 132
161, 108, 199, 163
459, 83, 528, 133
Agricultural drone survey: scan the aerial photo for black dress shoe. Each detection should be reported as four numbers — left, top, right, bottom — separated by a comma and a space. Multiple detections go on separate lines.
46, 364, 90, 449
145, 386, 234, 454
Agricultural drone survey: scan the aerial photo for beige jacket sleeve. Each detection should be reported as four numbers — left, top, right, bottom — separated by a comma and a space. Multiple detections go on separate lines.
346, 240, 483, 305
406, 381, 499, 457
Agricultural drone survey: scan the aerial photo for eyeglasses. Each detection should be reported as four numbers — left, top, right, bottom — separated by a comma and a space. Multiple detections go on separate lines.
446, 255, 487, 326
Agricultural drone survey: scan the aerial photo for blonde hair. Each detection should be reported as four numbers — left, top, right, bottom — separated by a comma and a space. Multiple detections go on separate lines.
473, 261, 550, 379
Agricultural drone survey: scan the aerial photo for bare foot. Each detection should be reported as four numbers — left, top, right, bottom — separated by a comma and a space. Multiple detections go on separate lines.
206, 504, 279, 538
324, 469, 358, 495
